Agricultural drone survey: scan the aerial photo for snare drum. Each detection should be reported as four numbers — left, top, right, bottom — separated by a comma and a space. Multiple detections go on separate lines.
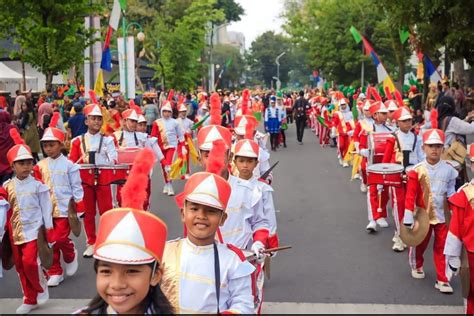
367, 163, 404, 187
97, 165, 130, 185
117, 148, 142, 164
79, 164, 96, 186
369, 132, 394, 163
446, 160, 461, 171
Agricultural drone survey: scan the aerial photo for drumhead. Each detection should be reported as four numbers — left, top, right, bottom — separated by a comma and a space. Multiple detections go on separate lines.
97, 164, 130, 170
367, 163, 404, 174
79, 164, 96, 169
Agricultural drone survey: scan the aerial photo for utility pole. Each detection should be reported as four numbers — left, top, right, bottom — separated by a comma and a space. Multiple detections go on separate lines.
275, 52, 286, 90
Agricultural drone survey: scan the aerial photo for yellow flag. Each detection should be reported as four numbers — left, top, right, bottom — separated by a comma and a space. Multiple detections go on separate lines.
383, 76, 396, 94
94, 69, 105, 98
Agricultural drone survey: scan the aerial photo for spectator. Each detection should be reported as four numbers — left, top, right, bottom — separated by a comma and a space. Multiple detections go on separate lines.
37, 102, 53, 138
19, 101, 40, 162
0, 112, 17, 183
144, 100, 159, 134
13, 94, 26, 118
67, 103, 88, 138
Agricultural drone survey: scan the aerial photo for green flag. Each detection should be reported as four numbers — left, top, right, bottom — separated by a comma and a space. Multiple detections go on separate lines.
225, 58, 233, 68
350, 26, 362, 44
317, 116, 327, 128
118, 0, 127, 10
399, 27, 410, 44
324, 82, 329, 90
352, 100, 358, 121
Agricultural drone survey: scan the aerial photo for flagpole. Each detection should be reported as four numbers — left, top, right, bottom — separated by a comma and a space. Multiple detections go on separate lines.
361, 45, 365, 88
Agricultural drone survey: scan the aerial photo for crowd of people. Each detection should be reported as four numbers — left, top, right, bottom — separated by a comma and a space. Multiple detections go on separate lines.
2, 78, 474, 314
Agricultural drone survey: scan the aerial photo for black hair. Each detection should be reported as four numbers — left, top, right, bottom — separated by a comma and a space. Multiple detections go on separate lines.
81, 260, 174, 315
299, 90, 304, 96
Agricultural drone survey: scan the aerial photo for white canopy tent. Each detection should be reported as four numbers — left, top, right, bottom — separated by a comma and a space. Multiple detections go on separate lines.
0, 62, 37, 94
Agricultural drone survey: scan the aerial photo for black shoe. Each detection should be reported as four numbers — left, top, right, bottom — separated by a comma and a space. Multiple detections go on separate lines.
283, 144, 287, 148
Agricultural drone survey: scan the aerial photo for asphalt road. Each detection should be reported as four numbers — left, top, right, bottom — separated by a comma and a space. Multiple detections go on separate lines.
0, 123, 464, 310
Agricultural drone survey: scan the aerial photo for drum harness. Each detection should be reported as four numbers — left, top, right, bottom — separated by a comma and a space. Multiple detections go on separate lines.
118, 131, 139, 147
81, 133, 104, 186
392, 131, 417, 169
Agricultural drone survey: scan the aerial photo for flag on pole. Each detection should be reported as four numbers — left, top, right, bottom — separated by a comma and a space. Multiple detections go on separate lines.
399, 27, 410, 44
350, 26, 362, 44
94, 69, 105, 97
360, 36, 396, 93
109, 0, 121, 30
423, 54, 442, 84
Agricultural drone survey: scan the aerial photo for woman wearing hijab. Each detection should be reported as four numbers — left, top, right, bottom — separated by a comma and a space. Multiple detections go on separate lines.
13, 94, 26, 119
37, 102, 53, 138
437, 95, 474, 148
0, 112, 18, 183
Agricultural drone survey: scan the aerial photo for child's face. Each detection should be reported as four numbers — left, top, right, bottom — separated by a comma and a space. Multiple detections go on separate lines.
181, 201, 227, 246
86, 115, 103, 134
137, 122, 147, 133
178, 111, 187, 118
42, 141, 62, 159
13, 159, 34, 180
374, 112, 387, 124
397, 118, 413, 133
124, 119, 137, 132
162, 110, 172, 119
96, 261, 161, 314
423, 144, 443, 163
234, 156, 258, 180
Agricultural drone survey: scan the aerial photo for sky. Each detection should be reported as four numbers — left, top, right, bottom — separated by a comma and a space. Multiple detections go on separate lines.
227, 0, 285, 49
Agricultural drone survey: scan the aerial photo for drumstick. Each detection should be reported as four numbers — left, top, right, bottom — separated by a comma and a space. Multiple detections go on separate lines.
377, 187, 383, 213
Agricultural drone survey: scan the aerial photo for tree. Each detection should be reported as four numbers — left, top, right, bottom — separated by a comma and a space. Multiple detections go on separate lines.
282, 0, 411, 87
215, 0, 244, 22
247, 31, 293, 88
0, 0, 100, 90
212, 44, 245, 89
149, 0, 224, 91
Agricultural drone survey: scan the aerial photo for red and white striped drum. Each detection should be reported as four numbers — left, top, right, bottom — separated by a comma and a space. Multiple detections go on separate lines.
369, 132, 394, 163
97, 165, 130, 186
367, 163, 404, 188
79, 164, 96, 186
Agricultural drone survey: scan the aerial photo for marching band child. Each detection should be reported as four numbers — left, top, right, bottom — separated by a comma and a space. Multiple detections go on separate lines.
162, 169, 255, 313
444, 145, 474, 313
151, 95, 186, 196
4, 129, 54, 314
34, 113, 84, 286
176, 102, 195, 179
68, 104, 118, 257
404, 128, 457, 293
0, 187, 8, 279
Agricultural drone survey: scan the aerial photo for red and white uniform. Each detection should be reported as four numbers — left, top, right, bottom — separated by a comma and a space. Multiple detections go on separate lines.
444, 181, 474, 314
150, 116, 185, 184
319, 101, 331, 146
331, 106, 355, 160
177, 114, 194, 176
68, 132, 117, 246
0, 188, 8, 278
405, 159, 457, 282
3, 176, 53, 305
33, 155, 83, 278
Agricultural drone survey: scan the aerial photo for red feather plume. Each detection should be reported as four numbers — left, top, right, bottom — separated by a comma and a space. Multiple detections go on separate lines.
371, 87, 382, 102
209, 92, 222, 125
394, 90, 404, 107
121, 148, 156, 210
178, 95, 185, 105
384, 87, 392, 100
9, 128, 25, 145
88, 90, 98, 104
245, 119, 255, 140
430, 108, 439, 129
242, 89, 250, 115
129, 100, 142, 115
167, 89, 174, 102
49, 112, 60, 128
206, 139, 226, 175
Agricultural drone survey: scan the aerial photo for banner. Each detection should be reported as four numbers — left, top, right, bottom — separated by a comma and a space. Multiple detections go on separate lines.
117, 36, 135, 99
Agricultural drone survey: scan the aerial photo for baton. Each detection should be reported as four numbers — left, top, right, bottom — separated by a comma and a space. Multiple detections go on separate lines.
259, 161, 279, 181
246, 245, 292, 261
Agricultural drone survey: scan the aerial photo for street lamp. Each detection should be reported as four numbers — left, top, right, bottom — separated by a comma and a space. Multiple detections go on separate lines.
121, 15, 144, 99
275, 51, 286, 90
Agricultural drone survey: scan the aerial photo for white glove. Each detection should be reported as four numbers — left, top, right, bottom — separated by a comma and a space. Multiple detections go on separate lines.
347, 130, 354, 137
164, 165, 171, 173
446, 256, 461, 280
359, 149, 369, 158
182, 146, 188, 156
251, 241, 266, 264
376, 184, 384, 192
403, 209, 414, 229
354, 142, 360, 153
330, 127, 337, 138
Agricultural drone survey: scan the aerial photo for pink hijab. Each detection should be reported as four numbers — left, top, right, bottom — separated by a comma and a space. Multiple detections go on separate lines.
38, 102, 53, 127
